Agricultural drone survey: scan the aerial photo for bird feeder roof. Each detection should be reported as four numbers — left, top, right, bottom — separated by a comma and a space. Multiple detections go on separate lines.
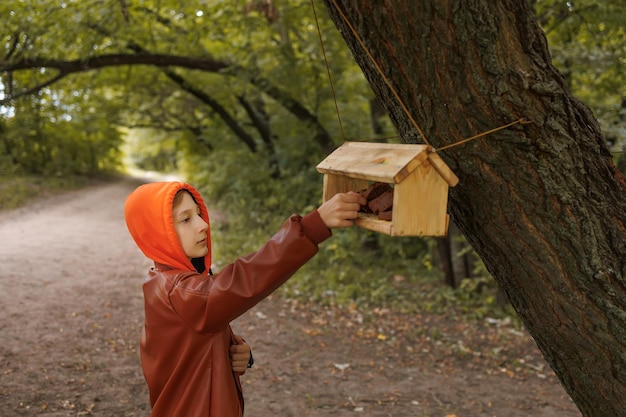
316, 141, 458, 186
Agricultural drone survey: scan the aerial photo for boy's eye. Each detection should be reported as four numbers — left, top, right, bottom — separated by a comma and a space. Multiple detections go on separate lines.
181, 217, 190, 223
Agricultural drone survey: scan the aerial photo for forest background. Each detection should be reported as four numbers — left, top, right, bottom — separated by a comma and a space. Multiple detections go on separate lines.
1, 0, 625, 373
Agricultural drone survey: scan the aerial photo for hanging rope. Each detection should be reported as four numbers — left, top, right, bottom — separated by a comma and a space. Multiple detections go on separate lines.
312, 0, 530, 153
311, 0, 346, 142
435, 118, 532, 152
324, 0, 431, 147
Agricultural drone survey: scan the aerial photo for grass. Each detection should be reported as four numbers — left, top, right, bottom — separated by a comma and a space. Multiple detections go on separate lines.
1, 173, 520, 328
0, 173, 117, 211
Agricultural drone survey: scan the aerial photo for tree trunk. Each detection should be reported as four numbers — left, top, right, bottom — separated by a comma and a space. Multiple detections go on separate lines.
436, 222, 473, 288
323, 1, 626, 416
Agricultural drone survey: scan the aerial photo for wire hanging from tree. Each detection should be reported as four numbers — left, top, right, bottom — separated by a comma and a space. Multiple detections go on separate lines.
310, 0, 530, 153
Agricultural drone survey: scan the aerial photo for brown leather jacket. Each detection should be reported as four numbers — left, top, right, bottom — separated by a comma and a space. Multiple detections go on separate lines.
124, 182, 331, 417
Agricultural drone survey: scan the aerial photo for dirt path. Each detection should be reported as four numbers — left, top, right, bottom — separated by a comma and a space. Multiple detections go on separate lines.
0, 177, 582, 417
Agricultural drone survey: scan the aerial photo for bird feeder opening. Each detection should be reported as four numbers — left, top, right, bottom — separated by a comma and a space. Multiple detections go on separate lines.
316, 142, 458, 237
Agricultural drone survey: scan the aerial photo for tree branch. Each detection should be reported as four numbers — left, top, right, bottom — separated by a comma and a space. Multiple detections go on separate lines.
161, 68, 258, 153
1, 49, 334, 152
119, 0, 130, 22
237, 95, 281, 177
237, 96, 274, 150
0, 53, 230, 74
1, 71, 68, 102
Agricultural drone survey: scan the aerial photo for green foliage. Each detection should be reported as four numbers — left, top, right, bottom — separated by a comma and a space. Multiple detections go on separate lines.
1, 0, 622, 320
285, 230, 434, 306
535, 1, 626, 153
184, 127, 326, 260
2, 57, 125, 176
183, 135, 509, 317
1, 102, 123, 176
285, 232, 517, 322
0, 174, 91, 211
123, 128, 180, 173
2, 0, 379, 178
423, 276, 515, 319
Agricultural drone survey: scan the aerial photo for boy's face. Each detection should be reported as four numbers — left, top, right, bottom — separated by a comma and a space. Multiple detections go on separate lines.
172, 191, 209, 260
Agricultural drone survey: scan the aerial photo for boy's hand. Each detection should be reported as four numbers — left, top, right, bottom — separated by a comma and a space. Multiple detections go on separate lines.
317, 191, 366, 229
230, 335, 251, 375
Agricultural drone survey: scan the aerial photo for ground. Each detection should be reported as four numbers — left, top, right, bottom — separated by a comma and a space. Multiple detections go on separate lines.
0, 176, 582, 417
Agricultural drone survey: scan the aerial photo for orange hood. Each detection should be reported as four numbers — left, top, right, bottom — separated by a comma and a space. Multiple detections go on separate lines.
124, 181, 212, 273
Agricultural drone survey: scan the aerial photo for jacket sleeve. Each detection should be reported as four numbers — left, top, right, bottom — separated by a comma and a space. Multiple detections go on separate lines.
168, 210, 331, 334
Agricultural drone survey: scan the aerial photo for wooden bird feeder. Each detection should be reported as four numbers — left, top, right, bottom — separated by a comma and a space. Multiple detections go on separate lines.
316, 141, 459, 237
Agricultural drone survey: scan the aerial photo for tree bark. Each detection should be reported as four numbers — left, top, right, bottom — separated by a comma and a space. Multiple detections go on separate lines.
323, 1, 626, 415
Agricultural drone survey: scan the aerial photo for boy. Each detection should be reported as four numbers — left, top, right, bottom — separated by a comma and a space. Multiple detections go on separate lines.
124, 181, 365, 417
